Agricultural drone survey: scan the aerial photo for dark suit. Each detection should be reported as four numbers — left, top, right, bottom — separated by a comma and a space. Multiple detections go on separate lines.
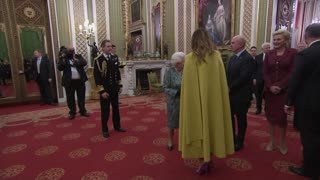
227, 50, 255, 145
58, 54, 88, 115
94, 53, 122, 133
287, 41, 320, 178
253, 53, 264, 111
32, 56, 52, 104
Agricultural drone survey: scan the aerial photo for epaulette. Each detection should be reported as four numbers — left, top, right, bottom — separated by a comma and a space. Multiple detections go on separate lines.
94, 53, 103, 61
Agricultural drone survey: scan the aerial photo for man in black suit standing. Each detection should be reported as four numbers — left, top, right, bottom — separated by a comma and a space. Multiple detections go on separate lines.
57, 47, 89, 120
32, 50, 54, 105
227, 35, 255, 151
253, 42, 270, 114
94, 40, 126, 138
285, 23, 320, 180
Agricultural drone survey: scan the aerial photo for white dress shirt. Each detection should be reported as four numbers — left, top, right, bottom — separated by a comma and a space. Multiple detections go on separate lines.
69, 59, 80, 79
37, 56, 42, 73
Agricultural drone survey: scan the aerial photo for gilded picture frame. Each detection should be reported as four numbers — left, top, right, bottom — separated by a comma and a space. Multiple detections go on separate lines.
195, 0, 235, 49
130, 0, 143, 27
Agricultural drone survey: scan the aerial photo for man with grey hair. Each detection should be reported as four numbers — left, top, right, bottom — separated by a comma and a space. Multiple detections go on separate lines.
253, 42, 270, 114
286, 23, 320, 180
227, 35, 255, 151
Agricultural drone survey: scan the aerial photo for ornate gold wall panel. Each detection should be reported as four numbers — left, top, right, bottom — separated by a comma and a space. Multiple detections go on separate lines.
242, 0, 253, 49
14, 0, 46, 26
186, 0, 192, 53
177, 0, 184, 52
96, 0, 107, 46
73, 0, 88, 60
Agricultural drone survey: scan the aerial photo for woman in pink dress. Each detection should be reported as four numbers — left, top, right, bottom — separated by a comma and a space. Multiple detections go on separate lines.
263, 30, 297, 155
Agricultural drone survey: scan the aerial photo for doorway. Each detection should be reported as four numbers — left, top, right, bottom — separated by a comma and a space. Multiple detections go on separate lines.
0, 0, 57, 105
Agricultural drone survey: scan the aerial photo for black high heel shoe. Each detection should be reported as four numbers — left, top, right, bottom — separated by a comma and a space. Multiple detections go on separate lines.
167, 145, 174, 151
196, 162, 211, 175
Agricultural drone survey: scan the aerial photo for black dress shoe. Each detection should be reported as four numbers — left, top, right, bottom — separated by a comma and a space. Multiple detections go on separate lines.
115, 128, 126, 132
69, 114, 75, 120
235, 143, 244, 151
289, 166, 306, 177
80, 112, 90, 117
103, 132, 110, 138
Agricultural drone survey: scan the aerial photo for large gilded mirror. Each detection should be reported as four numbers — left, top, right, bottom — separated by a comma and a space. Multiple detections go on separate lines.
123, 0, 166, 60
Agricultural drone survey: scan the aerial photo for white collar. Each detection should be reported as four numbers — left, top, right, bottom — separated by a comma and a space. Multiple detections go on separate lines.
308, 39, 320, 47
236, 49, 246, 57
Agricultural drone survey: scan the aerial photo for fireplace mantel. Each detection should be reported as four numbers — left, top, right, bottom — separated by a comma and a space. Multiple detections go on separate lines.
122, 60, 170, 96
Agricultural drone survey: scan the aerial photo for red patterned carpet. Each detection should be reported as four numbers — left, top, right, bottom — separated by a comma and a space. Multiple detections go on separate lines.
0, 94, 306, 180
1, 80, 39, 98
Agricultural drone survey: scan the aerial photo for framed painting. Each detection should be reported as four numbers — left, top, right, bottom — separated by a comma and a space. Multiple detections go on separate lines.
130, 29, 143, 56
276, 0, 295, 32
130, 0, 143, 26
197, 0, 235, 48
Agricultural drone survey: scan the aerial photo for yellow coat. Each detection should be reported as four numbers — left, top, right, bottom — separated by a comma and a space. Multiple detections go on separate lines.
179, 51, 234, 161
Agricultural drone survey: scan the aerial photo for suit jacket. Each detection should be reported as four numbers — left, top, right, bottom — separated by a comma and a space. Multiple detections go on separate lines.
57, 54, 88, 86
263, 48, 297, 93
287, 41, 320, 131
227, 50, 255, 104
32, 56, 50, 81
93, 53, 121, 93
253, 53, 264, 83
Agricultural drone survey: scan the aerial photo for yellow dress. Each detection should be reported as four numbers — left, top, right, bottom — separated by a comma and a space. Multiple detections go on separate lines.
179, 51, 234, 161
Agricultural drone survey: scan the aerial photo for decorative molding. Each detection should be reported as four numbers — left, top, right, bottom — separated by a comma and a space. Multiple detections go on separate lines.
251, 0, 258, 46
239, 0, 245, 35
94, 0, 107, 46
124, 60, 170, 96
177, 0, 184, 52
47, 0, 61, 98
72, 0, 88, 59
174, 0, 179, 52
242, 0, 253, 49
14, 0, 45, 26
186, 0, 192, 53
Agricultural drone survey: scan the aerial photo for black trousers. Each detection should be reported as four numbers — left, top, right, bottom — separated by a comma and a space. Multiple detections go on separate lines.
230, 101, 251, 144
64, 80, 86, 115
100, 90, 121, 133
36, 78, 52, 104
254, 81, 264, 111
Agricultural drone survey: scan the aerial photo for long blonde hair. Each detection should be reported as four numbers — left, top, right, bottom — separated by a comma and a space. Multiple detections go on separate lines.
191, 28, 216, 63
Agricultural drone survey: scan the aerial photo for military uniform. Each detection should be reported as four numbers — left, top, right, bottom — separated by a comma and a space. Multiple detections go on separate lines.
94, 53, 122, 135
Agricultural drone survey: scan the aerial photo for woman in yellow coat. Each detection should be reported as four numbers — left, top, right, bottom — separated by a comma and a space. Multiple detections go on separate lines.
179, 28, 234, 175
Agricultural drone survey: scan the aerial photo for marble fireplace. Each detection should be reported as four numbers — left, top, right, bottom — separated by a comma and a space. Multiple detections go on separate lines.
122, 60, 170, 96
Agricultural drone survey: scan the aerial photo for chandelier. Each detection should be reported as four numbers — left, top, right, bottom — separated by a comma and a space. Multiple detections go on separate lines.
79, 19, 95, 44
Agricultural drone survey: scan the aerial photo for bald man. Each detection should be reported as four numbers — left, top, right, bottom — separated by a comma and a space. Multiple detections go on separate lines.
227, 35, 255, 151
